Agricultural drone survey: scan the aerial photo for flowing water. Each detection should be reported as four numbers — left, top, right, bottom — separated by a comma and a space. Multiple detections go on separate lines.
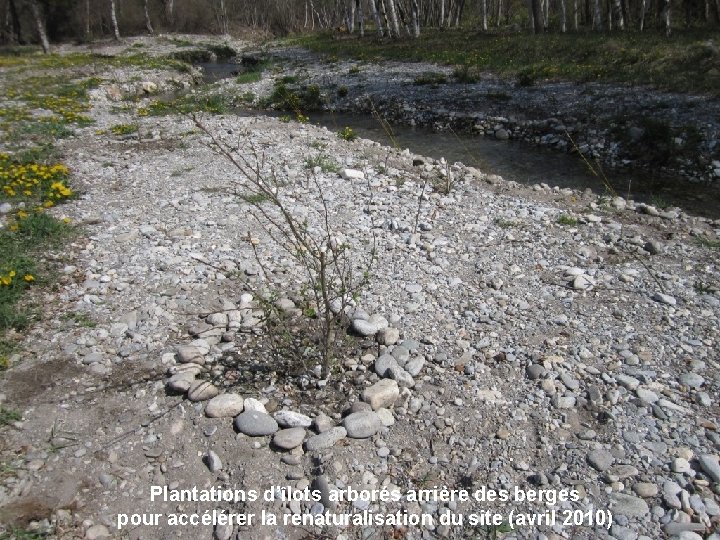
198, 62, 720, 219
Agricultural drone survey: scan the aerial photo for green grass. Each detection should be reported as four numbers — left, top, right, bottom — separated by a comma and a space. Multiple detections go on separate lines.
239, 192, 270, 204
292, 29, 720, 95
557, 214, 578, 226
109, 123, 138, 136
338, 126, 357, 141
0, 406, 21, 426
696, 235, 720, 250
413, 71, 448, 85
0, 213, 72, 331
60, 311, 96, 328
145, 93, 232, 116
0, 527, 49, 540
236, 71, 262, 84
304, 154, 340, 173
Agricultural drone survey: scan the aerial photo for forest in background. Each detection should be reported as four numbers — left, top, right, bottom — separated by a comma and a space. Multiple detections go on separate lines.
1, 0, 719, 53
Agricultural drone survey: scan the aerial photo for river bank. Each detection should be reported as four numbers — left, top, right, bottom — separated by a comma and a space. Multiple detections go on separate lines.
0, 36, 718, 540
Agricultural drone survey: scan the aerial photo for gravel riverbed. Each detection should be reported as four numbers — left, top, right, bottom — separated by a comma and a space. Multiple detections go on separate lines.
0, 37, 719, 540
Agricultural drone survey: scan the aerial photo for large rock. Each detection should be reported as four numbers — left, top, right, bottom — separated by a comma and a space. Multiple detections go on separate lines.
305, 427, 347, 452
343, 411, 383, 439
205, 394, 244, 418
610, 493, 649, 517
176, 345, 205, 365
362, 379, 400, 410
274, 410, 312, 428
698, 454, 720, 483
234, 411, 278, 436
352, 318, 379, 337
374, 354, 399, 377
187, 381, 219, 402
273, 428, 307, 450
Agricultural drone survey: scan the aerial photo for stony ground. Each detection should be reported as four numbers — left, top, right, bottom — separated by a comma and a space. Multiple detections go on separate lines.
0, 36, 719, 540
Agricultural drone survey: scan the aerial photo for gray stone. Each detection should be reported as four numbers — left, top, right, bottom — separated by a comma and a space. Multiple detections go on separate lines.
374, 354, 399, 377
573, 274, 594, 290
610, 493, 649, 517
242, 398, 267, 413
632, 483, 658, 498
176, 345, 205, 364
405, 357, 425, 376
587, 449, 615, 471
312, 413, 334, 433
273, 427, 307, 450
343, 411, 383, 438
526, 364, 546, 380
680, 373, 704, 389
234, 411, 278, 436
672, 457, 691, 474
187, 381, 219, 402
377, 327, 400, 345
305, 427, 347, 451
205, 394, 244, 418
274, 410, 312, 428
204, 450, 222, 472
388, 365, 415, 388
495, 128, 510, 140
214, 523, 233, 540
352, 318, 378, 336
362, 379, 400, 410
698, 454, 720, 482
85, 525, 110, 540
652, 292, 677, 306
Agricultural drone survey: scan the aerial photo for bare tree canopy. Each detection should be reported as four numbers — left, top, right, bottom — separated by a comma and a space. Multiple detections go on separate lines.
1, 0, 718, 51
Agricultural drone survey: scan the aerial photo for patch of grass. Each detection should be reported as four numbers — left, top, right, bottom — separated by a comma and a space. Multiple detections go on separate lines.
696, 235, 720, 250
60, 311, 96, 328
453, 64, 479, 83
236, 71, 262, 84
0, 527, 49, 539
648, 194, 670, 209
0, 406, 21, 425
145, 93, 231, 116
109, 123, 138, 136
260, 81, 325, 112
304, 154, 340, 173
239, 192, 270, 204
338, 126, 357, 141
413, 71, 448, 85
292, 29, 720, 96
348, 65, 361, 75
557, 214, 578, 226
495, 217, 518, 228
337, 85, 349, 97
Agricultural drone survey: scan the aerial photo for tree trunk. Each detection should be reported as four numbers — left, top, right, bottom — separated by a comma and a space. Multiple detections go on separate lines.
380, 0, 392, 36
164, 0, 174, 26
29, 0, 49, 52
370, 0, 384, 35
639, 0, 646, 27
542, 0, 549, 28
144, 0, 154, 34
411, 0, 420, 35
85, 0, 91, 38
573, 0, 579, 28
481, 0, 488, 29
560, 0, 567, 30
661, 0, 671, 34
7, 0, 23, 44
110, 0, 121, 40
357, 0, 364, 35
531, 0, 544, 31
497, 0, 504, 25
614, 0, 625, 27
715, 0, 720, 23
441, 0, 445, 25
387, 0, 400, 37
592, 0, 603, 29
347, 0, 355, 32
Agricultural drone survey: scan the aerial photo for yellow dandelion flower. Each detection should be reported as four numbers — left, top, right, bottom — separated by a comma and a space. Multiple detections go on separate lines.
23, 274, 34, 282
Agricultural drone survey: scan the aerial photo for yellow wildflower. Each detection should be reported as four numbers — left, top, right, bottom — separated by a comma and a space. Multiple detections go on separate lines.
23, 274, 34, 282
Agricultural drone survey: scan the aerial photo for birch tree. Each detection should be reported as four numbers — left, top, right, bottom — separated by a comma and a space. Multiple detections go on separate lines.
110, 0, 120, 40
28, 0, 49, 52
143, 0, 154, 34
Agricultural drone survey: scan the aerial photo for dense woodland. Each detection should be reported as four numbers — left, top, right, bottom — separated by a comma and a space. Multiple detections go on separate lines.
0, 0, 719, 52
